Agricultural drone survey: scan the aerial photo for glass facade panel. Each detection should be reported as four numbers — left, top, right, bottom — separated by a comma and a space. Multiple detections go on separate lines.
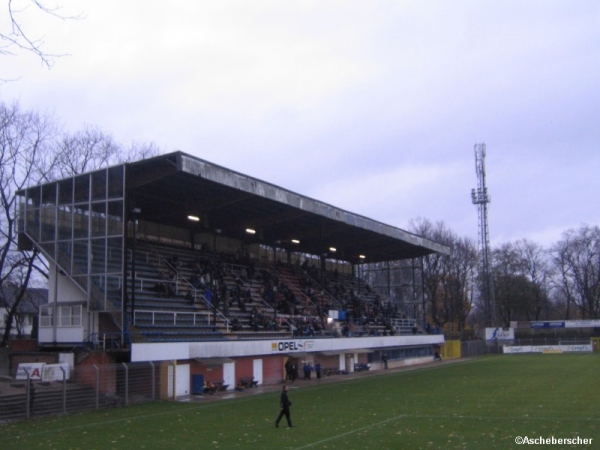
39, 205, 56, 242
41, 241, 55, 261
57, 206, 73, 240
56, 241, 72, 273
106, 237, 123, 274
41, 183, 55, 205
72, 275, 88, 293
72, 241, 88, 275
106, 276, 122, 310
25, 186, 42, 206
90, 238, 106, 274
91, 202, 106, 237
106, 201, 123, 236
107, 165, 124, 199
91, 170, 106, 201
26, 207, 41, 241
73, 175, 90, 203
90, 275, 106, 310
58, 178, 73, 205
73, 203, 89, 239
17, 164, 126, 313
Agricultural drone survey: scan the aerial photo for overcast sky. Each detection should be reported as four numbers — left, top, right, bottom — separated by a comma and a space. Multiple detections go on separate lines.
2, 1, 599, 248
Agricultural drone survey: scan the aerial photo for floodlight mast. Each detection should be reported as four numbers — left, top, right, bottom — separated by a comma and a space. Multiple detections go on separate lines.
471, 143, 496, 326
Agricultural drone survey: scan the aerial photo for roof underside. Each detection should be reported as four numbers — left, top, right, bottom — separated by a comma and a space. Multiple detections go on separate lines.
126, 152, 448, 263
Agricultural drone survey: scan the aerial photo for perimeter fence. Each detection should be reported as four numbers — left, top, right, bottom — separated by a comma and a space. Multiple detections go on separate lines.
0, 361, 175, 423
2, 337, 596, 423
460, 337, 596, 358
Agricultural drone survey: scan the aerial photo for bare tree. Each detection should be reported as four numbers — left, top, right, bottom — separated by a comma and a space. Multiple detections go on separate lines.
492, 241, 554, 326
1, 260, 35, 341
53, 126, 162, 179
0, 100, 162, 345
409, 218, 446, 327
443, 236, 478, 331
53, 125, 121, 178
409, 218, 477, 332
1, 0, 80, 72
123, 141, 163, 163
0, 101, 56, 345
552, 225, 600, 319
515, 239, 554, 319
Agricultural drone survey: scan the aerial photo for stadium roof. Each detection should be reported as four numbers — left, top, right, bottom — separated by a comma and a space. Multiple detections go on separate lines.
126, 152, 449, 263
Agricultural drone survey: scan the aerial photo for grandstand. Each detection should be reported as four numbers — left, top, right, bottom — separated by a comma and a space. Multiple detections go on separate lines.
16, 151, 448, 396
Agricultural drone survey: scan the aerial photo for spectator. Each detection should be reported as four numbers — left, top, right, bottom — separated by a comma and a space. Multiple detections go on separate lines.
291, 363, 298, 382
303, 363, 311, 380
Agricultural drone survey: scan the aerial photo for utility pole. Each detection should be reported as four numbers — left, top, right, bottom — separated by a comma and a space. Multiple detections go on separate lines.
471, 143, 496, 326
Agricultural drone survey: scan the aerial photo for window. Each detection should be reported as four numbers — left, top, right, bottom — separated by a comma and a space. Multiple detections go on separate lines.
40, 305, 82, 327
58, 305, 82, 327
40, 305, 54, 327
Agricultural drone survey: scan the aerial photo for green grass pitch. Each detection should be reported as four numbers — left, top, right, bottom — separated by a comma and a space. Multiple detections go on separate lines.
1, 354, 598, 449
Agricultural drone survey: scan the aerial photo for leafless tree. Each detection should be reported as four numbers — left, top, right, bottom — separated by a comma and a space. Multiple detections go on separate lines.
53, 125, 121, 178
0, 100, 162, 345
552, 225, 600, 319
52, 126, 162, 179
1, 0, 80, 72
0, 101, 56, 345
124, 141, 163, 163
409, 218, 477, 333
492, 240, 554, 326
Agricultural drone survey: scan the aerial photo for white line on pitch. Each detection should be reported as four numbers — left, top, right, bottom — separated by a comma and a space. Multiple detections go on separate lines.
292, 415, 407, 450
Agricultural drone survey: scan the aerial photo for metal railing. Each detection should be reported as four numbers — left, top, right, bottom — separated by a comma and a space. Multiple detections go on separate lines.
85, 332, 131, 350
134, 310, 212, 326
139, 243, 231, 332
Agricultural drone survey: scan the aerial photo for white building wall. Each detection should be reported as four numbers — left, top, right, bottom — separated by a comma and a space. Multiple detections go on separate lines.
39, 262, 90, 344
131, 335, 445, 362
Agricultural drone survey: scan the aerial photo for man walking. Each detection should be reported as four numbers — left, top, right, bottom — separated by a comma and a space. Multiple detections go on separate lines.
275, 385, 293, 428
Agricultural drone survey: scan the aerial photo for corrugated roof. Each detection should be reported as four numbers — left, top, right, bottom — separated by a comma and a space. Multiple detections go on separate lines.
125, 152, 449, 262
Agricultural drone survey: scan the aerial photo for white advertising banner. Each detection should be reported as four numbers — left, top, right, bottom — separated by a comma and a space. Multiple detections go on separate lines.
504, 344, 593, 354
16, 363, 45, 380
532, 345, 561, 353
42, 363, 71, 381
503, 346, 532, 354
564, 320, 600, 328
561, 344, 593, 352
486, 327, 515, 340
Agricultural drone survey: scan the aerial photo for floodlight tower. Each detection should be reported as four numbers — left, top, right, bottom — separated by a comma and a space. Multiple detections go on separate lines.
471, 143, 496, 326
